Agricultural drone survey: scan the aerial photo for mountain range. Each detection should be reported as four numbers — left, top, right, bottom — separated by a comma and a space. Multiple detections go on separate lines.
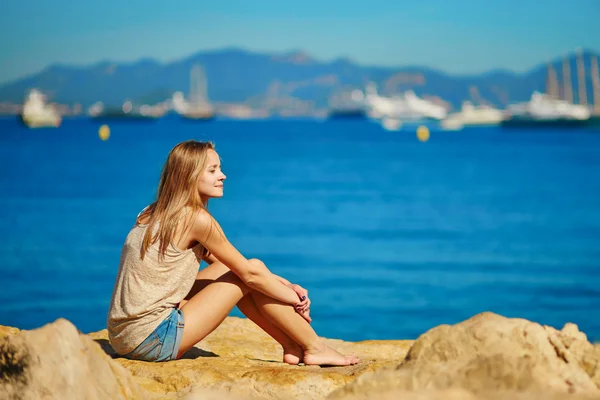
0, 47, 598, 110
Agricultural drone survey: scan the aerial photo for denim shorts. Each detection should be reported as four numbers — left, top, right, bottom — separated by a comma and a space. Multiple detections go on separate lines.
124, 308, 185, 362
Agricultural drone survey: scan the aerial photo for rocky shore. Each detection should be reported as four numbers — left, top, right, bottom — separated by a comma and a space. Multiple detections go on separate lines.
1, 312, 599, 400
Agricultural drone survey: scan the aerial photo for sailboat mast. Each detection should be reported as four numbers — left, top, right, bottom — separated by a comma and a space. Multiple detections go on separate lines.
190, 64, 208, 106
546, 63, 559, 99
591, 55, 600, 115
469, 85, 484, 105
576, 49, 587, 105
562, 57, 573, 103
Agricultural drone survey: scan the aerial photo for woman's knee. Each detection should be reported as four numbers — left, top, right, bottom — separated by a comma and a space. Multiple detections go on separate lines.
219, 270, 252, 296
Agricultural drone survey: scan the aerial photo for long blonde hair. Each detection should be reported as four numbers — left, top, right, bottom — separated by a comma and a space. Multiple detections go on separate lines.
139, 140, 215, 260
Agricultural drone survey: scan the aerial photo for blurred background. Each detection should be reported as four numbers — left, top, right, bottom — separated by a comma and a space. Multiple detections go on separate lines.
0, 1, 599, 342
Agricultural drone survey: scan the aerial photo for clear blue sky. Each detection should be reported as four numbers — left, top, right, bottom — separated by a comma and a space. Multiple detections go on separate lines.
1, 0, 599, 84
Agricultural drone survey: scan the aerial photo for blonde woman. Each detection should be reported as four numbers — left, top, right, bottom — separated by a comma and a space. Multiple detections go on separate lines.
107, 140, 359, 366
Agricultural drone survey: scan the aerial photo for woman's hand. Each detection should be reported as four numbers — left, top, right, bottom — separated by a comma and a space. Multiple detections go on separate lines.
289, 284, 312, 323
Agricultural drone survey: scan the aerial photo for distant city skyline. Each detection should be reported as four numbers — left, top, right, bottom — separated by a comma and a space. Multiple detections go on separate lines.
1, 0, 599, 84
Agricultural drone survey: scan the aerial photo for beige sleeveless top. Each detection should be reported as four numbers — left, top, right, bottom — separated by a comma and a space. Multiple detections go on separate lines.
107, 219, 204, 355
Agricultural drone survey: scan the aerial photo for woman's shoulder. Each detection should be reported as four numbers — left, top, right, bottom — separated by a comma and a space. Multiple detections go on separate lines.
135, 204, 152, 225
189, 208, 225, 242
191, 207, 213, 225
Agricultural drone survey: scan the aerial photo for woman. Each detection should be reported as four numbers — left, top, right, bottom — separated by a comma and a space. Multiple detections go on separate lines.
107, 140, 359, 366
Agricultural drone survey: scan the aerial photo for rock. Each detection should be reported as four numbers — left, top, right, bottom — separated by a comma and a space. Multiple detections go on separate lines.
0, 318, 146, 400
3, 312, 599, 400
329, 312, 600, 399
0, 326, 19, 339
89, 316, 412, 399
333, 389, 600, 400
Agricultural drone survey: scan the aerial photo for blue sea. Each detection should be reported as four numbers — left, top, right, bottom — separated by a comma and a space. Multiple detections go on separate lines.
1, 116, 599, 342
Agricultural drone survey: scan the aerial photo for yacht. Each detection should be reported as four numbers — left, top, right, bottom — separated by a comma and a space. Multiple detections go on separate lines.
403, 90, 447, 120
502, 91, 590, 127
19, 89, 61, 128
502, 53, 593, 129
441, 101, 504, 130
364, 83, 447, 122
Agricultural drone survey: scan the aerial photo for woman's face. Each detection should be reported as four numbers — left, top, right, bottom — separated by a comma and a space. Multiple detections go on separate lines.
198, 149, 226, 200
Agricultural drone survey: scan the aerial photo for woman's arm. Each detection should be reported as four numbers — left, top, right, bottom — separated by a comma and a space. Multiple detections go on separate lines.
209, 253, 292, 289
202, 251, 218, 265
191, 210, 300, 305
204, 253, 289, 286
273, 274, 291, 286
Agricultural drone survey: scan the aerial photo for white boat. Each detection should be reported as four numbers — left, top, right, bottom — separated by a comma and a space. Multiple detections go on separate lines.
19, 89, 61, 128
502, 91, 591, 127
441, 101, 504, 130
364, 83, 447, 122
403, 90, 447, 120
502, 56, 592, 128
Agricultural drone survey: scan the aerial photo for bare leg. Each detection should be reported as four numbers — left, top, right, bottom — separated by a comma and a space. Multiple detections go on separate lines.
178, 259, 359, 365
177, 267, 248, 358
178, 260, 302, 363
237, 293, 303, 365
250, 289, 359, 366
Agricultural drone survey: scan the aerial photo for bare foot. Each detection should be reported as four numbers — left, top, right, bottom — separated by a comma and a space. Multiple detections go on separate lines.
303, 341, 360, 366
282, 343, 303, 365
